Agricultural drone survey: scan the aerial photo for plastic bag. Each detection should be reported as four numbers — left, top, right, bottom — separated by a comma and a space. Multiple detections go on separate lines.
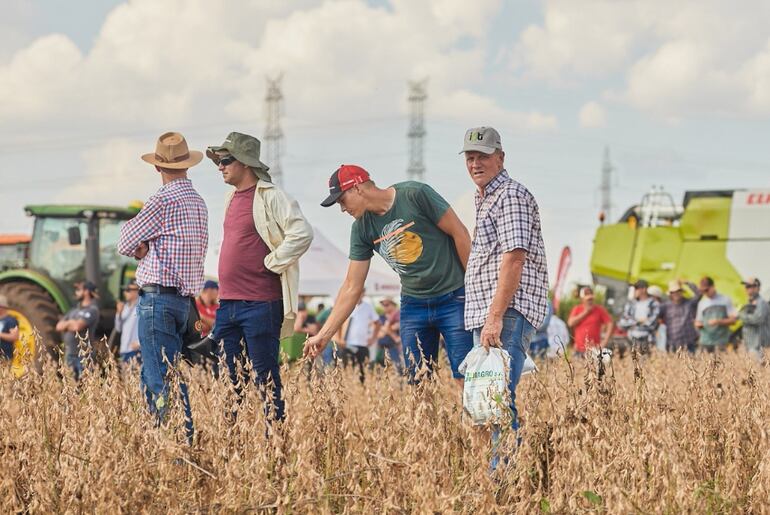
459, 347, 511, 425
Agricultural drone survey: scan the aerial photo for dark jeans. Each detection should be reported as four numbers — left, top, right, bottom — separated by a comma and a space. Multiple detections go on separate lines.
214, 299, 285, 422
137, 291, 194, 442
340, 345, 369, 384
400, 286, 473, 382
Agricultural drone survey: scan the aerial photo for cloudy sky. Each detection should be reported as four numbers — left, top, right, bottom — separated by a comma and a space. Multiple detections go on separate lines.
2, 0, 769, 286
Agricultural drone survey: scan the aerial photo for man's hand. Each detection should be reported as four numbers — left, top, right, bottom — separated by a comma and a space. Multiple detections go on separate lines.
134, 242, 149, 260
130, 341, 141, 352
479, 315, 503, 350
303, 334, 328, 359
695, 320, 704, 329
707, 319, 719, 327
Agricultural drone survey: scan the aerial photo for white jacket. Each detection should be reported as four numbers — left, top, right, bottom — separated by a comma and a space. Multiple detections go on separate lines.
223, 179, 313, 338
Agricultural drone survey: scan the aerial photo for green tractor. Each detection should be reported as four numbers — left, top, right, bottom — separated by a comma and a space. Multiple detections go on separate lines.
0, 204, 141, 376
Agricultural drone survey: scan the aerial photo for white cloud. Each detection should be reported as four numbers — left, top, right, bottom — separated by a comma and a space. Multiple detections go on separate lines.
579, 101, 606, 128
511, 0, 770, 119
56, 139, 156, 203
0, 0, 555, 133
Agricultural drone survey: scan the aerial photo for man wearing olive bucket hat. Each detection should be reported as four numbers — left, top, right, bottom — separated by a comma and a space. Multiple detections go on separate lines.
205, 132, 312, 426
118, 132, 208, 443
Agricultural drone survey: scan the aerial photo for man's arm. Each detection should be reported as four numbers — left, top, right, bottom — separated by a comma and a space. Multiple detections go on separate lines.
739, 299, 769, 326
263, 189, 314, 275
117, 196, 163, 257
304, 260, 371, 357
567, 306, 592, 328
436, 208, 471, 270
479, 249, 526, 349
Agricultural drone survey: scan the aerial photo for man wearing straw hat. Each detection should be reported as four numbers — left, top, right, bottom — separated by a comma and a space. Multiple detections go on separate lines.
206, 132, 312, 424
117, 132, 208, 443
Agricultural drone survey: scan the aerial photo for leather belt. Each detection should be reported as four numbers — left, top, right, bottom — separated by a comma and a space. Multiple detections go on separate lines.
140, 284, 180, 295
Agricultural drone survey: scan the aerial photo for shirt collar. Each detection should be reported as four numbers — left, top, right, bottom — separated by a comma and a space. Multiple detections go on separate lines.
475, 169, 510, 200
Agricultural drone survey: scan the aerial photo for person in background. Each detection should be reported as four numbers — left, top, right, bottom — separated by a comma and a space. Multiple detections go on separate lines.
195, 280, 219, 338
56, 281, 100, 379
528, 303, 552, 359
337, 290, 380, 384
115, 280, 141, 364
567, 286, 614, 357
377, 297, 403, 374
294, 298, 319, 337
736, 277, 769, 362
647, 285, 667, 351
695, 276, 736, 353
546, 309, 569, 358
0, 295, 19, 362
660, 280, 700, 353
618, 279, 659, 355
315, 303, 335, 365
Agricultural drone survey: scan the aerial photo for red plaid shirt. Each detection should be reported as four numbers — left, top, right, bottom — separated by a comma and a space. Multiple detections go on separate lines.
118, 178, 208, 297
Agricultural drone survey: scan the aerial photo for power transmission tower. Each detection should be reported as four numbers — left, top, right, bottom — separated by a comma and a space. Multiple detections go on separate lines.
600, 146, 614, 223
407, 80, 427, 181
264, 75, 284, 186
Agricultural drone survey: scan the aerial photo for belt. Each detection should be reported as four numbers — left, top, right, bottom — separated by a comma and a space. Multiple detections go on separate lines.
140, 284, 181, 295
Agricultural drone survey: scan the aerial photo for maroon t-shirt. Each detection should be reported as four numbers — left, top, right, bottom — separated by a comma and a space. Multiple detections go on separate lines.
218, 186, 282, 301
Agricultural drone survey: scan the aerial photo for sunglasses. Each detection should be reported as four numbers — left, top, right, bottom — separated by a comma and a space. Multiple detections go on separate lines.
217, 155, 237, 167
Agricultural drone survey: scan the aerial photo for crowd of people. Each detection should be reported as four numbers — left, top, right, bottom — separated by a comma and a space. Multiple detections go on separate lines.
6, 123, 765, 474
559, 276, 769, 363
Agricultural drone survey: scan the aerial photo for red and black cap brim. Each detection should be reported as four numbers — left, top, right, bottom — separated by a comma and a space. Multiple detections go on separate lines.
321, 191, 343, 207
320, 169, 343, 207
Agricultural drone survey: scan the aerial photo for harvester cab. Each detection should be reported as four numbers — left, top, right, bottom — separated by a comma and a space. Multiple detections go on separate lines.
0, 204, 141, 375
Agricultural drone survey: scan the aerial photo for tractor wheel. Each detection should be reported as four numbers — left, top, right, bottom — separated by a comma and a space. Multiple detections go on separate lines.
0, 281, 62, 375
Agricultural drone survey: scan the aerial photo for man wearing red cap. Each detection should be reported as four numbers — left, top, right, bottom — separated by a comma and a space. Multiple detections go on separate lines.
305, 165, 473, 383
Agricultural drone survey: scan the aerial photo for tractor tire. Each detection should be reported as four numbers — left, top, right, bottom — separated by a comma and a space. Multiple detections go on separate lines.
0, 281, 62, 371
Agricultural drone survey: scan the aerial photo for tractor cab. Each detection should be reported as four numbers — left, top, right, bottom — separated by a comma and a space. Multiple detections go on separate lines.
25, 205, 140, 319
0, 204, 141, 375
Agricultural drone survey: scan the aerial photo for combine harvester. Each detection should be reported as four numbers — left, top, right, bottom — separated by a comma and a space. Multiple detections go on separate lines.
591, 187, 770, 313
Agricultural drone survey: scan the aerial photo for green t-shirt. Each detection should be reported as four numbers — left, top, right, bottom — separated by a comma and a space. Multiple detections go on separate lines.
349, 181, 464, 298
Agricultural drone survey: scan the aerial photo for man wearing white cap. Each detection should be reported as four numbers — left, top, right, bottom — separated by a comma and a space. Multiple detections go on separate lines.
461, 126, 549, 469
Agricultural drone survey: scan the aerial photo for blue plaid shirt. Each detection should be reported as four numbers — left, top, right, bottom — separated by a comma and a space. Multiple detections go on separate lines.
464, 170, 549, 330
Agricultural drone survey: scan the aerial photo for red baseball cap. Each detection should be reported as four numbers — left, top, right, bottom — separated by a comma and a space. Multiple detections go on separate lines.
320, 165, 371, 207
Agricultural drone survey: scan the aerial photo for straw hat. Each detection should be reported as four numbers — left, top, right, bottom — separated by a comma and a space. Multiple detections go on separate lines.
0, 294, 9, 309
141, 132, 203, 169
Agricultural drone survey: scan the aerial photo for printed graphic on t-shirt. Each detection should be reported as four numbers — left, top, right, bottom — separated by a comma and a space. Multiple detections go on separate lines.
374, 219, 423, 274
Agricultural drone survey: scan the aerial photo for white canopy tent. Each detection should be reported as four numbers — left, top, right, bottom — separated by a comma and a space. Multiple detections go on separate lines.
298, 227, 401, 297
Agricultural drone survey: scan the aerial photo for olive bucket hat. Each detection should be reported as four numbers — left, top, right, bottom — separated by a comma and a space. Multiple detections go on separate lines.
206, 132, 272, 182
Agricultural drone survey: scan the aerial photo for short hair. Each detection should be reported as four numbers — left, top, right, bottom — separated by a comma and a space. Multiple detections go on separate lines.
700, 276, 715, 287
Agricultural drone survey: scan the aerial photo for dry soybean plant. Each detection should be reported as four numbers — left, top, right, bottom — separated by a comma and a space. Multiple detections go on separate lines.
1, 349, 769, 513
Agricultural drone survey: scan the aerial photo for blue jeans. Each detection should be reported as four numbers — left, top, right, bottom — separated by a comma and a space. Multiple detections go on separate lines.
137, 292, 194, 442
472, 308, 535, 432
214, 299, 285, 422
120, 350, 142, 364
400, 286, 473, 381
